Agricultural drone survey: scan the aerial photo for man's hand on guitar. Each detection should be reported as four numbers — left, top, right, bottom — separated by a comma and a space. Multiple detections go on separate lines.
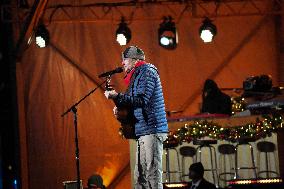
104, 90, 118, 99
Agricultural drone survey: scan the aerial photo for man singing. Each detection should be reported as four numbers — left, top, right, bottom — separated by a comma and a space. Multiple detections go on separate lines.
104, 46, 168, 189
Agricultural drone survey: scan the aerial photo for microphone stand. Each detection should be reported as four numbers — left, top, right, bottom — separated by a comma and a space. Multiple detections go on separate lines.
61, 79, 107, 189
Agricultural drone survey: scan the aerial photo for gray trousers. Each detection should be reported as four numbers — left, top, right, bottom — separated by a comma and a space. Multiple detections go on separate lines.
134, 133, 167, 189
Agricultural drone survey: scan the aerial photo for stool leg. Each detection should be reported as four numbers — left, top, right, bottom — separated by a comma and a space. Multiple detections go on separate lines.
235, 145, 239, 179
265, 152, 269, 178
196, 146, 202, 163
181, 156, 185, 181
218, 153, 223, 181
213, 146, 219, 186
174, 149, 182, 182
230, 154, 234, 180
209, 146, 216, 185
257, 150, 261, 178
218, 153, 224, 183
224, 154, 227, 181
166, 148, 170, 182
249, 144, 257, 178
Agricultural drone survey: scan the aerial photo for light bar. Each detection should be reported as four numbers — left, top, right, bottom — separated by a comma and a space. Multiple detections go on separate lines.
164, 182, 188, 188
228, 178, 283, 185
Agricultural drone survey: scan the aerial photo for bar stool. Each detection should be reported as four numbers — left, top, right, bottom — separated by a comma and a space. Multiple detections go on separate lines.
179, 146, 196, 181
235, 137, 257, 179
257, 141, 279, 178
218, 144, 236, 183
163, 137, 181, 183
194, 139, 219, 186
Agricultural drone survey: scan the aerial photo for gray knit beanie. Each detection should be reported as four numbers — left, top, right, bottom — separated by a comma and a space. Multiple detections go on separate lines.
122, 46, 145, 60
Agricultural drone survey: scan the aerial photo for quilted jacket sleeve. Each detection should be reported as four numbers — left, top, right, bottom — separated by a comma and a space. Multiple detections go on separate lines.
115, 68, 157, 108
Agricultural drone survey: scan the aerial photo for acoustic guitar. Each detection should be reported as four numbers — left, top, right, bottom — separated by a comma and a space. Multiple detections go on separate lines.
106, 77, 137, 139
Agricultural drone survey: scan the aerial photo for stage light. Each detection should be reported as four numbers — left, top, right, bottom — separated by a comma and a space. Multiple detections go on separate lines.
199, 17, 217, 43
158, 16, 178, 49
116, 18, 131, 46
35, 24, 49, 48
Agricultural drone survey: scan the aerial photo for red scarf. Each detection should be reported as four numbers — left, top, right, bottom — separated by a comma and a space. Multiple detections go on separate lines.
123, 60, 147, 86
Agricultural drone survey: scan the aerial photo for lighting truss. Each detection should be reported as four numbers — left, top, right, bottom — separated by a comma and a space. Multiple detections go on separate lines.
1, 0, 283, 24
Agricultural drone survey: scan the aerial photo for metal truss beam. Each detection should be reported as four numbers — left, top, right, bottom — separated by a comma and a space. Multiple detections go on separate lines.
1, 0, 283, 24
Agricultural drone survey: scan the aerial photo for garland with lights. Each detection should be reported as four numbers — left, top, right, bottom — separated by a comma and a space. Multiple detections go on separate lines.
174, 113, 284, 143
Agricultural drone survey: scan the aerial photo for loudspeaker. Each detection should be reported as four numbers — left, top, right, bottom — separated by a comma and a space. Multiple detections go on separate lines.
63, 180, 83, 189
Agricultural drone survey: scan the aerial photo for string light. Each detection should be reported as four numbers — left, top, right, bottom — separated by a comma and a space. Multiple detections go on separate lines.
174, 114, 284, 142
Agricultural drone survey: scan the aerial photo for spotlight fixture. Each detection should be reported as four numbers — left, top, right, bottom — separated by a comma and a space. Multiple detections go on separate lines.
199, 17, 217, 43
116, 18, 131, 46
158, 16, 178, 49
35, 24, 49, 48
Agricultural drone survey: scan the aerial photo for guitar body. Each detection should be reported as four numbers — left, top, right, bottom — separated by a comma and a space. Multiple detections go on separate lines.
105, 77, 136, 139
116, 106, 137, 139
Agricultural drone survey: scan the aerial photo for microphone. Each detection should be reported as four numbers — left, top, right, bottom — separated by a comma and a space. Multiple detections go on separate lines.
98, 67, 123, 78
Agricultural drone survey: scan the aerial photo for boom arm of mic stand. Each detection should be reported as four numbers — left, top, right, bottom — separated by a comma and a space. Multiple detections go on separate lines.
61, 80, 107, 117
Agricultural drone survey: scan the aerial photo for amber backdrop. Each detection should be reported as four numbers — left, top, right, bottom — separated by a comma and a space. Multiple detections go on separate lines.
15, 1, 279, 189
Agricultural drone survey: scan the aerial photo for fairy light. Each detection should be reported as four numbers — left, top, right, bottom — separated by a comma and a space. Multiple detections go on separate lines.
229, 178, 283, 185
171, 114, 284, 143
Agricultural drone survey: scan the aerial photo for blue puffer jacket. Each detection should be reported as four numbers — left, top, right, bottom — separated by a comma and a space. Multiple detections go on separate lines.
115, 63, 168, 137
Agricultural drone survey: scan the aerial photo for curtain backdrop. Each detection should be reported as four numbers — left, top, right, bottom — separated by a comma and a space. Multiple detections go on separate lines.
16, 1, 279, 189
